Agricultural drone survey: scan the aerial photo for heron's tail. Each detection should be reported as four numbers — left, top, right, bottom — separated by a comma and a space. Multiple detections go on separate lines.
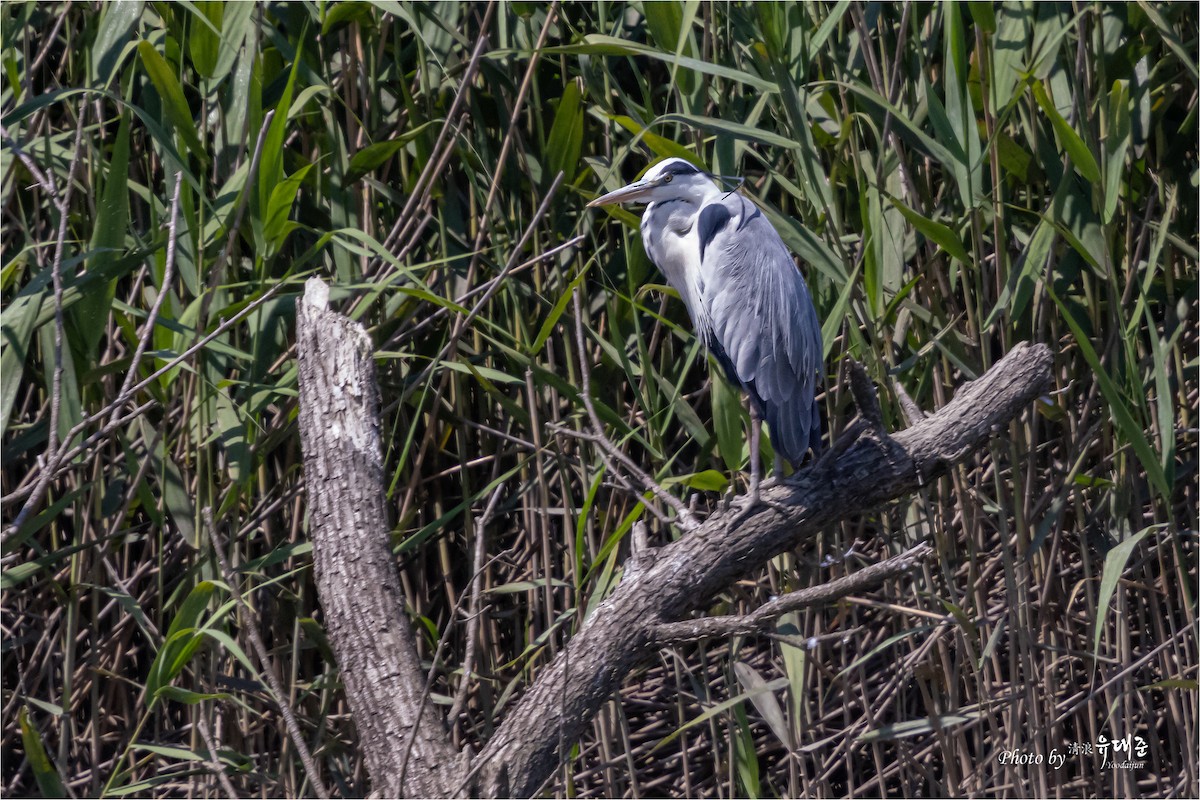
763, 393, 823, 468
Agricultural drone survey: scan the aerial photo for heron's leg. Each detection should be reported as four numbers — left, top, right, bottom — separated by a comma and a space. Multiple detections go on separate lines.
747, 404, 763, 499
759, 441, 785, 489
725, 405, 774, 530
722, 398, 757, 512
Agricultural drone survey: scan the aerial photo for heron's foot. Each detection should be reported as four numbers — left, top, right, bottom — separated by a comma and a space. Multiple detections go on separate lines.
720, 494, 758, 532
755, 491, 789, 515
724, 479, 787, 532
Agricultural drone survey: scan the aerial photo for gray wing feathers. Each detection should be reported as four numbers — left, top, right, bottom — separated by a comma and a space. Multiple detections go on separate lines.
698, 194, 823, 462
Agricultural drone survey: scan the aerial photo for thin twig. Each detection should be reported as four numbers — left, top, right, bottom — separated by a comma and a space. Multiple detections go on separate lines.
371, 18, 496, 277
203, 508, 331, 800
198, 109, 275, 330
2, 283, 287, 521
650, 544, 933, 645
0, 124, 60, 201
28, 2, 72, 74
1056, 623, 1194, 718
396, 171, 567, 407
447, 483, 505, 728
381, 120, 466, 260
571, 291, 698, 531
2, 104, 87, 541
397, 522, 518, 792
193, 714, 240, 798
110, 173, 183, 424
457, 1, 560, 285
382, 234, 586, 352
546, 423, 678, 530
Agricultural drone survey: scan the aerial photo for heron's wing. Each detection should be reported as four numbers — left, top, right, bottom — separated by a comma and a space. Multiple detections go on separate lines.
696, 193, 824, 461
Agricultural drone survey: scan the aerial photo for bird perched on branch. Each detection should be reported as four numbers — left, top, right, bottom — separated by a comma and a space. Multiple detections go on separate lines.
589, 157, 824, 507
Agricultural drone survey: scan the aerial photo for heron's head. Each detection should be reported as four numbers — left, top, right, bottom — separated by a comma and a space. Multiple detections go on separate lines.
587, 158, 719, 208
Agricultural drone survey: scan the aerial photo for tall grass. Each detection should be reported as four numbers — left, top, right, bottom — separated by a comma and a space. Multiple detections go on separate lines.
2, 2, 1196, 797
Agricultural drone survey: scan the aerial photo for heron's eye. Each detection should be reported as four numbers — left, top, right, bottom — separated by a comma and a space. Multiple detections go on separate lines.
663, 174, 673, 183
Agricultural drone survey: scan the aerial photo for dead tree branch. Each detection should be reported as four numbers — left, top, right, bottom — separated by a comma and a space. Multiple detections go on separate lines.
293, 275, 1053, 797
650, 542, 934, 645
295, 278, 460, 797
471, 341, 1052, 796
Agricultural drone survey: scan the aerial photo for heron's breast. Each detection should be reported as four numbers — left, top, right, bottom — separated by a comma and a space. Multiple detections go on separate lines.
642, 204, 697, 285
644, 205, 706, 324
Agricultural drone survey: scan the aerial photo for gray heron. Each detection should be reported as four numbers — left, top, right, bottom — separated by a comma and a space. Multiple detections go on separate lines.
589, 157, 824, 505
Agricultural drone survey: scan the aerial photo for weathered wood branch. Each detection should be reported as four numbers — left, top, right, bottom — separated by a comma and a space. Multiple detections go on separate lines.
649, 542, 934, 646
472, 341, 1052, 796
294, 276, 1052, 797
295, 279, 460, 798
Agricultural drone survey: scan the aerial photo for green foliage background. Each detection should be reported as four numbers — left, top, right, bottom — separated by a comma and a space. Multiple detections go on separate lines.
2, 2, 1196, 797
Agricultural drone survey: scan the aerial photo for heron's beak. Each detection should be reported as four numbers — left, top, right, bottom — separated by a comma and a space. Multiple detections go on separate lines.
587, 179, 656, 207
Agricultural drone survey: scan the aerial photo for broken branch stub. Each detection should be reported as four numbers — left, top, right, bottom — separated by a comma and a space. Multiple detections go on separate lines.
296, 278, 459, 797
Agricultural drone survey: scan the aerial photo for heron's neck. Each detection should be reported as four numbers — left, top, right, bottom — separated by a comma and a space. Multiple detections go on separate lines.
645, 199, 690, 234
641, 197, 712, 329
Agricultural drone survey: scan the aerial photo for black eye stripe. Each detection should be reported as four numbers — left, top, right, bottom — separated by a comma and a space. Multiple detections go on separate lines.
665, 162, 700, 176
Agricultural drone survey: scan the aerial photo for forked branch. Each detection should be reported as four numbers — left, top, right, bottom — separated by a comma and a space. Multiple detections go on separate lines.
470, 340, 1052, 796
294, 278, 1053, 797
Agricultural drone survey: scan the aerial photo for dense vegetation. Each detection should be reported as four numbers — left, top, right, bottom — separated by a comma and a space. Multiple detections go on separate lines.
2, 2, 1196, 797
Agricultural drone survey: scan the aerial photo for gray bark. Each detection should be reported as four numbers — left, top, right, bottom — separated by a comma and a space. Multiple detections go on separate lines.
294, 276, 1053, 798
296, 278, 460, 797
